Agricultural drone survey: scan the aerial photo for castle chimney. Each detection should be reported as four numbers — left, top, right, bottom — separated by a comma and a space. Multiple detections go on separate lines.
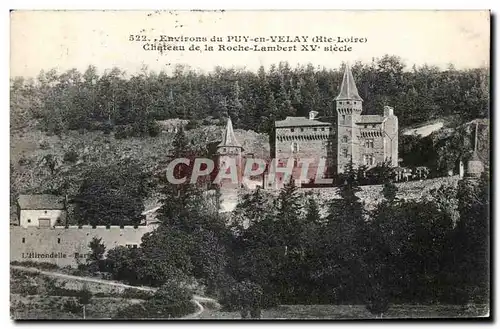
383, 106, 394, 117
309, 111, 318, 120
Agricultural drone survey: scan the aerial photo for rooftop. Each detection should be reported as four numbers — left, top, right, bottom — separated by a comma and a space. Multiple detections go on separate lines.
18, 194, 66, 210
275, 116, 332, 128
218, 117, 242, 149
335, 64, 363, 102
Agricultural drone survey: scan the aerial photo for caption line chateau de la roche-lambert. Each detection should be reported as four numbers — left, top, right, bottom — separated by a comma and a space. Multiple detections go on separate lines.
11, 65, 480, 267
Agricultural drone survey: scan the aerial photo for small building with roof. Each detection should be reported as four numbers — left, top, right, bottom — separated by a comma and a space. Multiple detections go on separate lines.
17, 194, 67, 228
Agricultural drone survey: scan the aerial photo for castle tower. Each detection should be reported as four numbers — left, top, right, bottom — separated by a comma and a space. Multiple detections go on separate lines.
336, 64, 363, 173
216, 117, 244, 189
465, 121, 484, 179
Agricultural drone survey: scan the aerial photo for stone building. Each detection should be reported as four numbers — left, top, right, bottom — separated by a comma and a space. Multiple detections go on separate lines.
17, 194, 67, 228
273, 64, 399, 185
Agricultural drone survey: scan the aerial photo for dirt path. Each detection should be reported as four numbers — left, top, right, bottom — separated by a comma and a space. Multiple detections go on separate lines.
11, 265, 220, 318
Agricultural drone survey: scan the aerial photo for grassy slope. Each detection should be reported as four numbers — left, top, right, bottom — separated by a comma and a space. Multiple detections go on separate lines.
10, 268, 147, 320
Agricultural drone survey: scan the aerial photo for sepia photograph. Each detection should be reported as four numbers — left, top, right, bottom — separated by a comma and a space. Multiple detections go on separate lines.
9, 10, 491, 320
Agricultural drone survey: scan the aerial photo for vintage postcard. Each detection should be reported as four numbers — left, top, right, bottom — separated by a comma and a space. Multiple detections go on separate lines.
10, 10, 490, 320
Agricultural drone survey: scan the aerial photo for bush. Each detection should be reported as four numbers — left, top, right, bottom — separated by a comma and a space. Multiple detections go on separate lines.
185, 120, 201, 131
39, 140, 50, 150
147, 120, 160, 137
154, 280, 193, 304
63, 149, 79, 163
11, 283, 39, 296
113, 280, 196, 319
113, 299, 196, 319
114, 125, 133, 139
62, 299, 81, 314
17, 155, 33, 166
121, 288, 154, 300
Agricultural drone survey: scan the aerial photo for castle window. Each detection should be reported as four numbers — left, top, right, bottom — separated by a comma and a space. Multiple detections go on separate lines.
365, 139, 374, 148
364, 125, 368, 129
347, 101, 350, 104
57, 238, 61, 244
27, 219, 31, 223
342, 148, 348, 158
342, 135, 348, 143
354, 102, 357, 105
313, 128, 317, 131
292, 142, 299, 153
363, 154, 375, 165
300, 128, 304, 132
22, 238, 25, 243
342, 115, 346, 122
291, 128, 295, 132
321, 128, 325, 131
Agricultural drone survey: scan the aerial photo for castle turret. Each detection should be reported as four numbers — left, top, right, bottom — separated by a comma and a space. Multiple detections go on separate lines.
336, 64, 363, 173
216, 117, 243, 189
465, 122, 484, 179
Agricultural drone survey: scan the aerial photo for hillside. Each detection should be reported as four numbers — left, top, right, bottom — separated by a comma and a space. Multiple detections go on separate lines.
10, 267, 151, 319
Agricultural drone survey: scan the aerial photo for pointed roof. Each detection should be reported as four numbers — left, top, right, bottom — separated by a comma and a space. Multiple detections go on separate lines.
336, 64, 363, 101
218, 117, 242, 148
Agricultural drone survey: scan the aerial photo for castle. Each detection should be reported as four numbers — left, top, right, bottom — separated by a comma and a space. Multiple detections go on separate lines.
274, 64, 399, 186
216, 64, 399, 189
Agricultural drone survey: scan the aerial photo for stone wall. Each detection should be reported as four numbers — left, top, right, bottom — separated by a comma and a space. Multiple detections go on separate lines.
275, 125, 334, 187
10, 225, 158, 267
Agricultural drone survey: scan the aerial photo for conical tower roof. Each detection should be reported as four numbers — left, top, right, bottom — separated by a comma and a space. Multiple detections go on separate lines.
336, 64, 363, 101
218, 117, 242, 148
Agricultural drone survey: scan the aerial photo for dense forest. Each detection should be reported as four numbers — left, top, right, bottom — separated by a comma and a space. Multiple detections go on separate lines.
10, 55, 489, 137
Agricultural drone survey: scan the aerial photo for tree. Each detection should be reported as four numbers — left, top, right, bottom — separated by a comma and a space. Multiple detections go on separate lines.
78, 284, 92, 319
136, 226, 194, 287
321, 160, 367, 302
452, 174, 490, 304
106, 246, 138, 282
236, 280, 263, 319
73, 162, 147, 226
364, 179, 400, 316
87, 237, 106, 272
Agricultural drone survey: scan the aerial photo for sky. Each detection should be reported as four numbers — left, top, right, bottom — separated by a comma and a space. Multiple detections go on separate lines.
10, 10, 490, 78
